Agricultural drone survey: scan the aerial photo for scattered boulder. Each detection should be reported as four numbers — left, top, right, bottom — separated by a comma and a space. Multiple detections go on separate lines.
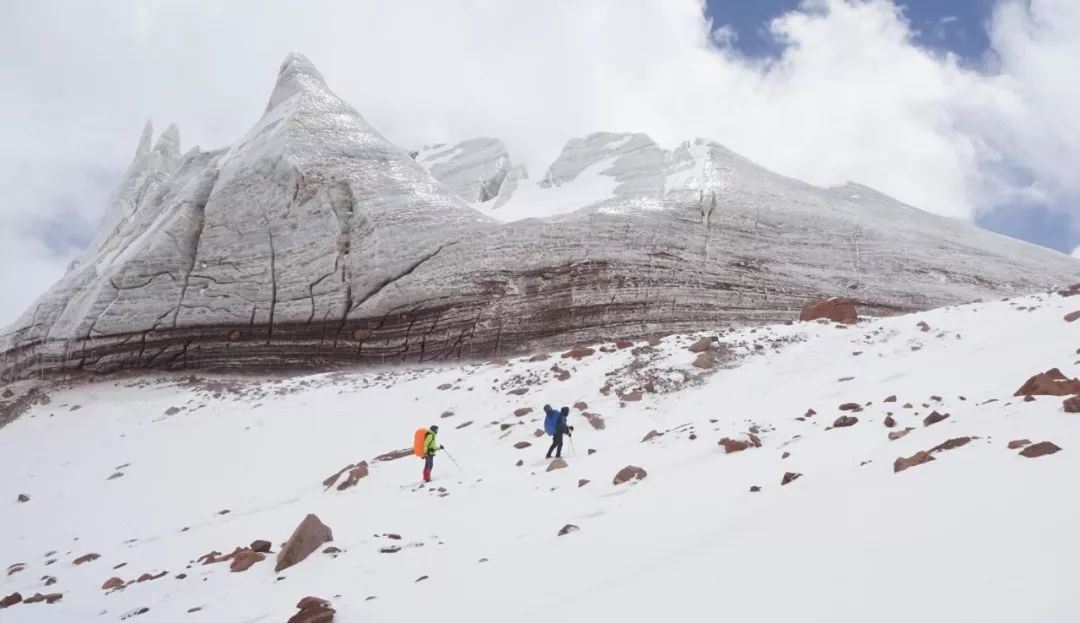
1014, 368, 1080, 397
437, 384, 452, 390
804, 408, 816, 417
781, 472, 802, 486
508, 387, 529, 396
16, 494, 29, 503
888, 427, 914, 441
552, 366, 571, 381
929, 437, 973, 453
250, 540, 272, 554
324, 546, 343, 554
322, 464, 354, 489
749, 486, 761, 492
883, 395, 897, 403
578, 479, 590, 487
372, 449, 412, 462
561, 347, 595, 360
528, 353, 550, 362
276, 514, 333, 573
546, 459, 568, 472
647, 335, 662, 346
1064, 396, 1080, 413
573, 401, 588, 411
514, 407, 533, 417
1, 592, 22, 608
1024, 395, 1036, 402
1065, 311, 1080, 323
513, 441, 532, 449
923, 411, 949, 426
688, 337, 713, 353
692, 352, 715, 369
718, 437, 754, 453
1007, 439, 1032, 449
838, 402, 862, 412
229, 550, 265, 572
456, 420, 473, 429
1058, 283, 1080, 297
73, 553, 100, 565
557, 524, 580, 536
336, 462, 369, 491
622, 391, 643, 402
22, 592, 62, 604
832, 415, 858, 428
883, 415, 896, 428
613, 465, 647, 485
615, 339, 634, 349
288, 597, 335, 623
894, 451, 935, 473
641, 430, 663, 442
137, 571, 167, 582
583, 412, 605, 430
378, 546, 400, 554
1019, 441, 1062, 458
916, 321, 930, 332
164, 406, 181, 416
7, 563, 25, 576
799, 297, 858, 324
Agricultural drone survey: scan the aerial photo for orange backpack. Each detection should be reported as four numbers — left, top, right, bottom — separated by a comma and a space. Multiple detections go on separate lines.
413, 428, 428, 457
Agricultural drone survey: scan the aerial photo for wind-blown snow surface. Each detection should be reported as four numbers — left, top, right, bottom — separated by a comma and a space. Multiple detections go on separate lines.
3, 292, 1080, 622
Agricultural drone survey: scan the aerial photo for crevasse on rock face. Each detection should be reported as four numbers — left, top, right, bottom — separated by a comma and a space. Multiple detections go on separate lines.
2, 53, 1078, 380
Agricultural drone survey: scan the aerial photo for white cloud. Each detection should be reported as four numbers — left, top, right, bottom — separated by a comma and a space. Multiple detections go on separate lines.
1072, 246, 1080, 259
2, 0, 1080, 325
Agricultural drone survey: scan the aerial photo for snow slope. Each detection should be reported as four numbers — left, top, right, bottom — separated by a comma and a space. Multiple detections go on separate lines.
2, 289, 1079, 622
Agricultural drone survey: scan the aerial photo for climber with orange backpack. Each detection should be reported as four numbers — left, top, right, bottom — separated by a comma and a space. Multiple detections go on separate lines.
413, 425, 444, 483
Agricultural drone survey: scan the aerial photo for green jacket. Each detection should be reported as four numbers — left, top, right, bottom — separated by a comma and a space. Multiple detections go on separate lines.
424, 430, 439, 456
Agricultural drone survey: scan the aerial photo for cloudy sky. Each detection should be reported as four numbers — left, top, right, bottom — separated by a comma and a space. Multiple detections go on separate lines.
2, 0, 1079, 326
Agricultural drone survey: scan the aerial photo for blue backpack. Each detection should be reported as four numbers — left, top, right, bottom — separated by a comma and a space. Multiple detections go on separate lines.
543, 407, 559, 436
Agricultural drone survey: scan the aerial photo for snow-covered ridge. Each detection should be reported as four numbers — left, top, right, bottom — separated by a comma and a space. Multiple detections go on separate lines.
1, 53, 1077, 381
3, 290, 1080, 621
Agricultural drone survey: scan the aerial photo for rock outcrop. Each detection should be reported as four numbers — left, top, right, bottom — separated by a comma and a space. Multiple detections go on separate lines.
800, 298, 858, 324
3, 54, 1078, 380
1015, 369, 1080, 397
276, 514, 333, 572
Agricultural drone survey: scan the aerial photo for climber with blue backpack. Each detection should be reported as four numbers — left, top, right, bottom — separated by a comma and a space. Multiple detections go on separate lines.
544, 405, 573, 459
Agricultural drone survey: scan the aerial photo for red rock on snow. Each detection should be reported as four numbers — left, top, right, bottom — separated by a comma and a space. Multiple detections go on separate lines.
1007, 439, 1031, 449
1014, 368, 1080, 397
832, 415, 859, 428
229, 549, 265, 572
799, 297, 858, 324
612, 466, 647, 485
1019, 441, 1062, 458
1063, 396, 1080, 413
781, 472, 802, 486
335, 462, 369, 491
893, 451, 935, 473
561, 347, 595, 360
923, 411, 949, 426
276, 514, 333, 573
288, 597, 335, 623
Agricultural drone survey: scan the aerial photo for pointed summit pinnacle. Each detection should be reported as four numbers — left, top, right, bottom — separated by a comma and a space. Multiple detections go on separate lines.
265, 53, 331, 113
136, 120, 154, 159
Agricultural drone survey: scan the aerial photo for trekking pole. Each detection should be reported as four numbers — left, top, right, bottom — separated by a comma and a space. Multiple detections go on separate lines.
442, 448, 461, 470
569, 436, 576, 457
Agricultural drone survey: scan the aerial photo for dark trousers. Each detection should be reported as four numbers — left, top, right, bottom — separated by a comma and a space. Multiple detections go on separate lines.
425, 454, 434, 471
546, 433, 563, 458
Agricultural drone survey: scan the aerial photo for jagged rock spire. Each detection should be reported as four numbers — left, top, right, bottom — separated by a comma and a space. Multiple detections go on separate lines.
265, 53, 331, 113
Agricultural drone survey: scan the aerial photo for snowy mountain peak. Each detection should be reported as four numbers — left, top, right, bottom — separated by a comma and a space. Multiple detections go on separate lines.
2, 55, 1078, 381
265, 53, 331, 113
